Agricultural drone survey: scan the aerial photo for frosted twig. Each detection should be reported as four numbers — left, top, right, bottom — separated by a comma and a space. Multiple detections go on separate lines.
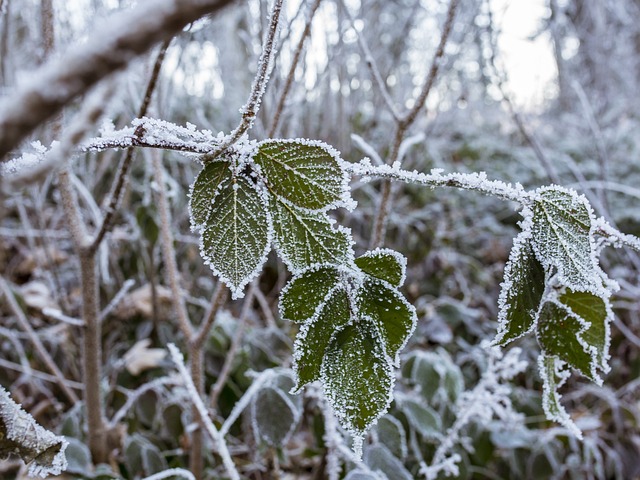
0, 358, 84, 391
4, 81, 114, 193
219, 368, 279, 436
0, 276, 79, 403
210, 0, 283, 158
594, 217, 640, 253
346, 160, 530, 204
268, 0, 322, 138
91, 40, 170, 252
167, 344, 240, 480
99, 279, 136, 322
142, 469, 196, 480
0, 0, 235, 160
42, 308, 84, 327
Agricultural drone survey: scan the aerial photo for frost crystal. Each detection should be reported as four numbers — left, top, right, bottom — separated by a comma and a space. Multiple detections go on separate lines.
0, 386, 68, 477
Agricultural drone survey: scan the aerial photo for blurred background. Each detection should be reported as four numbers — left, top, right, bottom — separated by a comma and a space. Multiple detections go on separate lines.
1, 0, 639, 478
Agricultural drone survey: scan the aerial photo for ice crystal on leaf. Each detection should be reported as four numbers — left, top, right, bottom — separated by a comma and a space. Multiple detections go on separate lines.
190, 139, 354, 299
530, 186, 601, 292
193, 159, 271, 299
280, 250, 416, 448
494, 185, 617, 436
255, 139, 351, 211
269, 195, 353, 271
0, 386, 68, 478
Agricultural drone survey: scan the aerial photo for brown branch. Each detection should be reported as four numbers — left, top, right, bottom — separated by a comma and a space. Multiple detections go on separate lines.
90, 40, 171, 252
0, 0, 235, 161
370, 0, 460, 248
268, 0, 322, 138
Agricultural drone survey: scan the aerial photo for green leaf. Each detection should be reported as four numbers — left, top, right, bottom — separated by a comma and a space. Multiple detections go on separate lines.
539, 354, 582, 438
255, 139, 348, 210
322, 320, 394, 436
200, 175, 271, 298
251, 387, 299, 446
270, 194, 352, 271
355, 248, 406, 287
400, 398, 442, 439
559, 289, 610, 372
189, 160, 232, 227
364, 444, 413, 480
280, 266, 341, 323
375, 416, 407, 459
494, 235, 546, 345
292, 288, 351, 391
356, 278, 416, 366
536, 300, 596, 380
531, 187, 597, 290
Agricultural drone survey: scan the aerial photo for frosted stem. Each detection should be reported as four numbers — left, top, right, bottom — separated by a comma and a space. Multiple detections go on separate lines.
168, 344, 240, 480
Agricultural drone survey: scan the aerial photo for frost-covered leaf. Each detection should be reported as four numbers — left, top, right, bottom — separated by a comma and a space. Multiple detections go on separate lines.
292, 288, 351, 391
537, 300, 597, 381
251, 386, 299, 446
403, 350, 463, 404
279, 265, 341, 323
322, 320, 394, 437
189, 160, 232, 227
200, 174, 271, 298
356, 278, 416, 366
355, 248, 406, 288
531, 187, 598, 290
364, 444, 413, 480
539, 355, 582, 438
0, 386, 68, 478
255, 139, 349, 210
400, 398, 441, 439
270, 195, 353, 271
494, 234, 545, 345
344, 471, 379, 480
63, 437, 91, 475
559, 289, 610, 372
124, 434, 167, 476
375, 416, 407, 459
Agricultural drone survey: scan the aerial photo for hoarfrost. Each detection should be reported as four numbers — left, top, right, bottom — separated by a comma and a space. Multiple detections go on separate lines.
0, 386, 68, 477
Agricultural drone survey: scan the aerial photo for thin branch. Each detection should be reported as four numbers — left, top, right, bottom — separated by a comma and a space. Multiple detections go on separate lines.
192, 282, 227, 350
346, 160, 529, 204
268, 0, 322, 138
0, 0, 236, 160
151, 149, 194, 340
369, 0, 460, 248
0, 358, 84, 390
209, 0, 283, 158
0, 276, 79, 403
90, 40, 171, 252
168, 344, 240, 480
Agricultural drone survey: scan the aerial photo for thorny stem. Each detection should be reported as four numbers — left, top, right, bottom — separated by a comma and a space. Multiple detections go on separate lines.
370, 0, 460, 248
209, 0, 283, 158
90, 40, 170, 252
267, 0, 322, 138
0, 276, 79, 403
